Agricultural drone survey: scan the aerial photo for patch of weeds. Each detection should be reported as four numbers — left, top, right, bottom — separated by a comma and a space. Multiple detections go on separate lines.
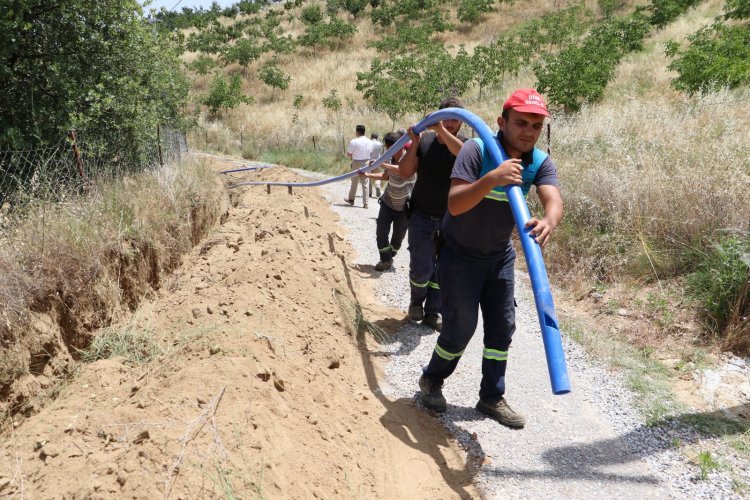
215, 464, 238, 500
727, 430, 750, 454
687, 235, 750, 350
646, 290, 675, 327
697, 450, 720, 480
0, 349, 28, 386
678, 413, 748, 438
333, 288, 392, 345
604, 298, 621, 315
560, 317, 585, 344
615, 346, 680, 424
674, 347, 711, 374
732, 477, 750, 497
672, 437, 682, 448
79, 324, 161, 365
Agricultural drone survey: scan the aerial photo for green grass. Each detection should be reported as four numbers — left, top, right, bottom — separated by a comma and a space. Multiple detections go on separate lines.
697, 450, 720, 480
79, 324, 162, 365
259, 149, 349, 175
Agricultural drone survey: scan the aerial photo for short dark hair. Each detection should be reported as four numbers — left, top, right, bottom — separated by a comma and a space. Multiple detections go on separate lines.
356, 124, 365, 135
383, 131, 401, 147
370, 133, 379, 140
439, 97, 463, 109
502, 109, 510, 120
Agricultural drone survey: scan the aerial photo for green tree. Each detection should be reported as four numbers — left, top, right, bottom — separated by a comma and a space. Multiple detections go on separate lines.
666, 22, 750, 94
0, 0, 189, 165
259, 58, 291, 95
222, 38, 264, 70
301, 5, 324, 24
186, 54, 217, 75
202, 73, 252, 116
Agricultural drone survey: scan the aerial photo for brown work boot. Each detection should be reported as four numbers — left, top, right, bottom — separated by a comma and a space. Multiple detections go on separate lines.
375, 260, 392, 272
476, 397, 526, 428
418, 375, 446, 413
422, 313, 442, 332
408, 302, 424, 322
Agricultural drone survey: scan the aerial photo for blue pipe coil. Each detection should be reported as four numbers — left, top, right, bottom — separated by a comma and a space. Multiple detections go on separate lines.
234, 108, 571, 395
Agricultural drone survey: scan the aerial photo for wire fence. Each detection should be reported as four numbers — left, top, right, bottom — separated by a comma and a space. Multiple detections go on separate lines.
0, 126, 188, 241
0, 126, 188, 210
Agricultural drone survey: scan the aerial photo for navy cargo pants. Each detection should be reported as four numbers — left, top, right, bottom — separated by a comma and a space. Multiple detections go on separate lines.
422, 244, 516, 403
376, 200, 408, 262
408, 211, 442, 315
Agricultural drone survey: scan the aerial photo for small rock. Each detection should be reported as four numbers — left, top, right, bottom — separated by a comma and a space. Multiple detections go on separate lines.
133, 430, 150, 444
191, 308, 202, 319
273, 378, 285, 392
334, 317, 343, 326
39, 444, 60, 460
470, 432, 478, 441
0, 477, 11, 492
209, 345, 221, 355
206, 306, 214, 315
617, 308, 628, 316
328, 359, 341, 369
117, 474, 127, 486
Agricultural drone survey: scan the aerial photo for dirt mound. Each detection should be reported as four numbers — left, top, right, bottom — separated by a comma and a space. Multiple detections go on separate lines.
0, 164, 477, 498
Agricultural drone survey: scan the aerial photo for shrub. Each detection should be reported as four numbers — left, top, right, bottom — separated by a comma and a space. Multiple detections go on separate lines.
186, 55, 217, 75
688, 236, 750, 350
301, 5, 323, 24
202, 73, 252, 116
666, 23, 750, 95
259, 59, 291, 93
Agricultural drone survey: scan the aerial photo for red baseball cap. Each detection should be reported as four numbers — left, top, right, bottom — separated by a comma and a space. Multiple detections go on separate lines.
502, 89, 549, 117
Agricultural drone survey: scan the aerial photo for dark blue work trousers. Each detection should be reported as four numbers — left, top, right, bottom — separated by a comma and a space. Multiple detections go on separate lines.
423, 244, 516, 403
408, 211, 442, 315
376, 200, 408, 262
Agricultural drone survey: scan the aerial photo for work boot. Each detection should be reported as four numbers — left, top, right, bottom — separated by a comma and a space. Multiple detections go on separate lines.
422, 313, 442, 332
476, 397, 526, 428
375, 260, 392, 272
408, 301, 424, 322
419, 375, 446, 413
344, 198, 354, 206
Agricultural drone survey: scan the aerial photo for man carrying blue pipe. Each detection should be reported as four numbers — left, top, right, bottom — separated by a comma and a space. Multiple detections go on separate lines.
418, 89, 564, 428
400, 97, 466, 331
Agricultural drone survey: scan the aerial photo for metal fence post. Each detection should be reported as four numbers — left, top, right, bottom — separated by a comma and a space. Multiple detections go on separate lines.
157, 124, 164, 166
68, 130, 87, 184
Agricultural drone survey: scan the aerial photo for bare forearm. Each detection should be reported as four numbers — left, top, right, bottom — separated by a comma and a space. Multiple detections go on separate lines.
447, 178, 499, 216
439, 131, 464, 157
399, 148, 418, 177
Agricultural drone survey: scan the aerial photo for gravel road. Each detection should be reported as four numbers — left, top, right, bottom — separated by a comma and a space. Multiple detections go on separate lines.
304, 171, 743, 499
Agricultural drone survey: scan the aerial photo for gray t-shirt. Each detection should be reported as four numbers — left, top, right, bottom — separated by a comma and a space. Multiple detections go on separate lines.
441, 134, 559, 261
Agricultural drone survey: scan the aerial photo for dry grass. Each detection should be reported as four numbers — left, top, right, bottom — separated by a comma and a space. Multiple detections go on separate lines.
0, 157, 223, 417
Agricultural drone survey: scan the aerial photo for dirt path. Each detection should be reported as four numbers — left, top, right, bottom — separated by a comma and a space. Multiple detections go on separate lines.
0, 162, 478, 498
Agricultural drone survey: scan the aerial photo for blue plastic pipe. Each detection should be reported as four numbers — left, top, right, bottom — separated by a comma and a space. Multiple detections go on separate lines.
234, 108, 571, 395
220, 164, 275, 174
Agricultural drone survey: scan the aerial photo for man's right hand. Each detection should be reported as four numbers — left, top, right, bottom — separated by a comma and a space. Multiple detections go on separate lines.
492, 158, 523, 187
407, 126, 420, 144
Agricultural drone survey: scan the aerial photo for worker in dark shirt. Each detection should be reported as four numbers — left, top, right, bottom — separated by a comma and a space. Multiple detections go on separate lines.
418, 89, 564, 429
399, 97, 466, 331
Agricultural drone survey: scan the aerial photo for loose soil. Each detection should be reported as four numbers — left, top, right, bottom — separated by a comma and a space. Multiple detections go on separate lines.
0, 162, 477, 498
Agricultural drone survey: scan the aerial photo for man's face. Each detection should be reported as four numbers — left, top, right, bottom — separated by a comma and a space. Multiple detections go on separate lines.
497, 109, 545, 154
441, 118, 461, 135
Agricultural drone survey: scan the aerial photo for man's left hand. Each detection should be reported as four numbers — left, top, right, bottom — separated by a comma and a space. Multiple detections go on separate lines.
525, 217, 556, 248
